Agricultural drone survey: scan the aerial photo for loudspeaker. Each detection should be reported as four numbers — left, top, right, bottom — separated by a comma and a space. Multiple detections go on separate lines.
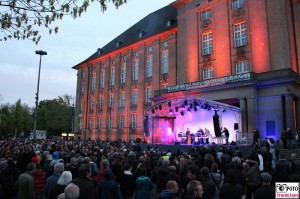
175, 142, 180, 145
213, 115, 221, 137
234, 123, 239, 130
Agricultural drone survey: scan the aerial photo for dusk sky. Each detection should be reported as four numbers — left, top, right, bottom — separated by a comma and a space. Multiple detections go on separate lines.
0, 0, 174, 107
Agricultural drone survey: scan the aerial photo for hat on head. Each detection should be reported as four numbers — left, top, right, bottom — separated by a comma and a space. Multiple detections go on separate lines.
103, 168, 113, 178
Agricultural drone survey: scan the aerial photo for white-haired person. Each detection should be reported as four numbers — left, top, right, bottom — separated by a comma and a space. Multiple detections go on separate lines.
49, 171, 72, 199
43, 162, 64, 199
58, 183, 80, 199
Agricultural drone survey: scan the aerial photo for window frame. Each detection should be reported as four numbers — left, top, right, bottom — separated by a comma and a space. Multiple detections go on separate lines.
202, 32, 213, 56
120, 63, 126, 84
235, 60, 250, 74
203, 67, 214, 80
146, 87, 152, 103
161, 50, 169, 74
232, 0, 245, 10
146, 55, 153, 78
132, 59, 139, 81
234, 22, 247, 47
201, 9, 212, 21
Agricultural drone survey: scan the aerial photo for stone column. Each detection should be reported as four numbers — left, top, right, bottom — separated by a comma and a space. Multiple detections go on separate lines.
285, 95, 295, 131
239, 98, 247, 132
247, 97, 257, 133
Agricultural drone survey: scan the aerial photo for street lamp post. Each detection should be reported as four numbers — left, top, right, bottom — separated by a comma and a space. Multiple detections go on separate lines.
33, 50, 47, 140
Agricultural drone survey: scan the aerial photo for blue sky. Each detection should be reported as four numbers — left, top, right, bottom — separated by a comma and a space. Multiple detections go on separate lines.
0, 0, 174, 107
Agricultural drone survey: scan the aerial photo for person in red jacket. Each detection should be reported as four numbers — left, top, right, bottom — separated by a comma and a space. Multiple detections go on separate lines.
33, 162, 46, 199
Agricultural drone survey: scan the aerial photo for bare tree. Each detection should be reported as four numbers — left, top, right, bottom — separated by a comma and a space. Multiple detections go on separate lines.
0, 0, 126, 44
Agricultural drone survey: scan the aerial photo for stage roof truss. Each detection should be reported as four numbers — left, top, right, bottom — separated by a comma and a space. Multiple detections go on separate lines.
146, 97, 241, 118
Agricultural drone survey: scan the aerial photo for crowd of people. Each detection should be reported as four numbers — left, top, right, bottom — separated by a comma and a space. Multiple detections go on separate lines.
0, 137, 299, 199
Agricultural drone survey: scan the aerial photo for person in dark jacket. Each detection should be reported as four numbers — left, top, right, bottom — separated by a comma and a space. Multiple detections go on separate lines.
219, 170, 242, 199
49, 171, 72, 199
254, 172, 274, 199
0, 157, 21, 199
43, 162, 64, 199
118, 163, 135, 199
97, 168, 121, 199
158, 180, 180, 199
71, 163, 96, 199
274, 154, 290, 182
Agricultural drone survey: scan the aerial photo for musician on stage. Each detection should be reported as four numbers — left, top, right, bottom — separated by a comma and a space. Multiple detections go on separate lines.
222, 127, 230, 145
197, 127, 205, 144
186, 128, 191, 144
204, 128, 210, 144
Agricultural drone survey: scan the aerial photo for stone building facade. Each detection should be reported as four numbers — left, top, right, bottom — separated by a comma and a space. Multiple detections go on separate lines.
73, 0, 300, 141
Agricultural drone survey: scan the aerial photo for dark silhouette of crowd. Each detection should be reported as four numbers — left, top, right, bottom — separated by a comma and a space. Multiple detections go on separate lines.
0, 137, 299, 199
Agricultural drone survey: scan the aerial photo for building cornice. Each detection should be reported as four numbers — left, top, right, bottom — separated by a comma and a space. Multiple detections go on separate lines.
171, 0, 193, 8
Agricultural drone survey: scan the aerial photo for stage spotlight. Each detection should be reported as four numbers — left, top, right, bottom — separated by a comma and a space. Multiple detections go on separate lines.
169, 109, 173, 115
180, 111, 184, 116
187, 108, 191, 113
152, 109, 155, 114
182, 105, 185, 110
168, 101, 172, 107
194, 100, 198, 107
200, 105, 204, 110
189, 104, 193, 109
184, 100, 188, 106
175, 106, 179, 112
159, 105, 162, 110
194, 106, 197, 112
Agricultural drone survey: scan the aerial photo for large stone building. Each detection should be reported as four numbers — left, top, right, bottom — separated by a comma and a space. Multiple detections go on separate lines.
73, 0, 300, 142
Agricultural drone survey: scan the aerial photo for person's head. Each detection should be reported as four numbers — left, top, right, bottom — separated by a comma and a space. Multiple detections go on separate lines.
78, 163, 91, 178
54, 162, 65, 174
188, 165, 200, 180
27, 162, 36, 174
166, 180, 178, 193
211, 163, 219, 172
122, 163, 132, 171
187, 180, 203, 198
64, 183, 80, 199
260, 172, 272, 185
57, 171, 72, 186
101, 159, 110, 169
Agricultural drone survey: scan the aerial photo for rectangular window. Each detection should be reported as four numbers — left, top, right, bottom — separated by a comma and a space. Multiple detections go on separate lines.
131, 114, 137, 129
89, 118, 93, 130
109, 94, 114, 107
234, 22, 247, 47
81, 83, 84, 93
161, 50, 169, 74
98, 117, 103, 129
119, 92, 125, 107
108, 115, 113, 130
132, 90, 138, 105
121, 63, 126, 84
132, 59, 139, 81
146, 87, 152, 103
201, 9, 212, 20
236, 60, 249, 74
100, 70, 105, 88
79, 118, 83, 130
118, 115, 124, 129
91, 73, 96, 91
80, 100, 84, 111
146, 55, 153, 78
91, 98, 94, 110
203, 68, 214, 79
81, 71, 85, 79
232, 0, 245, 10
202, 32, 213, 55
110, 67, 115, 86
99, 96, 104, 109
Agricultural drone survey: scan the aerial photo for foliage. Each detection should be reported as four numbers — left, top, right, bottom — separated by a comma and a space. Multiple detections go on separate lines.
0, 94, 74, 138
0, 0, 127, 44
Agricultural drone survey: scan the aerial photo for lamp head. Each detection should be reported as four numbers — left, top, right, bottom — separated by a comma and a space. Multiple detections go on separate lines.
35, 50, 47, 55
